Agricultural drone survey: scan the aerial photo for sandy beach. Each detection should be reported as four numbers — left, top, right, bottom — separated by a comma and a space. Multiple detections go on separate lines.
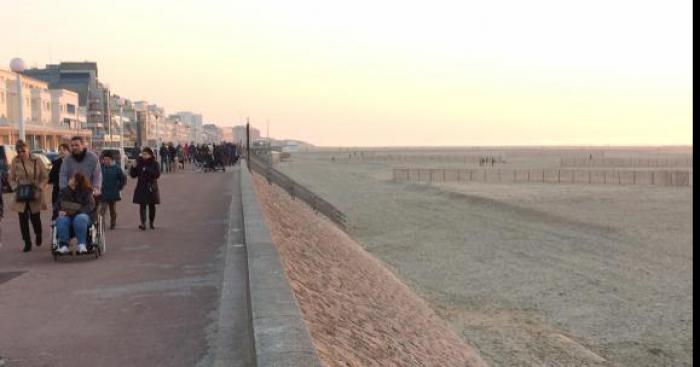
272, 148, 693, 367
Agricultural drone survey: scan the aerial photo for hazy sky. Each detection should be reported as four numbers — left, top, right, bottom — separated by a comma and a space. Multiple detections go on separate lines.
1, 0, 692, 146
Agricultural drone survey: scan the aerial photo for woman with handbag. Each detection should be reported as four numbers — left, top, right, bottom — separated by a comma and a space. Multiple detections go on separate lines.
130, 147, 160, 230
10, 140, 48, 252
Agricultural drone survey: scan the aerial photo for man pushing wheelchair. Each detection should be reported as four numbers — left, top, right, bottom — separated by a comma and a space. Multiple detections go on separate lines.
53, 136, 103, 256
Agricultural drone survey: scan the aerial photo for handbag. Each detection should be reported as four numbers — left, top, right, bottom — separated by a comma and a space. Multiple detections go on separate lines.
15, 160, 37, 202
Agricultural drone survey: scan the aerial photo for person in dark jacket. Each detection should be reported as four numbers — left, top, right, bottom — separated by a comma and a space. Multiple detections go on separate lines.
130, 147, 160, 230
49, 143, 70, 220
100, 151, 127, 229
55, 172, 96, 254
167, 143, 177, 172
159, 143, 170, 173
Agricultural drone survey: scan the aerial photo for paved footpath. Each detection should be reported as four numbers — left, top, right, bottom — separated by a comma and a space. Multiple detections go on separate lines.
0, 166, 254, 367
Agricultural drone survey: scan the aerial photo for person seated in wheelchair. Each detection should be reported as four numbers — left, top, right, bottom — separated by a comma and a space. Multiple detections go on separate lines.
54, 172, 97, 254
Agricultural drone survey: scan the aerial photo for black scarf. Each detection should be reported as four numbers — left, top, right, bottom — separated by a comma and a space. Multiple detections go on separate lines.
72, 148, 87, 162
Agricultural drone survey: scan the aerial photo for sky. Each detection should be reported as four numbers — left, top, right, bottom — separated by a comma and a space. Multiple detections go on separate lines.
0, 0, 693, 146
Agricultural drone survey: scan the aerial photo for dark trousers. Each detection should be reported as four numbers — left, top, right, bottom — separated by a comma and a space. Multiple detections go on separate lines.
100, 200, 118, 227
19, 204, 42, 243
51, 186, 60, 220
139, 204, 156, 225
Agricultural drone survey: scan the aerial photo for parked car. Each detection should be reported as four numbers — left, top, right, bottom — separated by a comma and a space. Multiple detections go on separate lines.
99, 147, 129, 173
0, 145, 17, 193
123, 146, 140, 169
45, 151, 60, 163
32, 152, 53, 171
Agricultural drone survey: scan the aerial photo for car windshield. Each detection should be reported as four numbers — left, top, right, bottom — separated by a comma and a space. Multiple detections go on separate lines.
45, 152, 59, 162
124, 147, 139, 159
102, 149, 121, 161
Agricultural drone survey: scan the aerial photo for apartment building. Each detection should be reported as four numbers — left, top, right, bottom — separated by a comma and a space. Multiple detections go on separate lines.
0, 68, 91, 149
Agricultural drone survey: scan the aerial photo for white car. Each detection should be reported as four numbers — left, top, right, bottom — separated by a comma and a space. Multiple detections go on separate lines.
99, 147, 129, 174
32, 152, 52, 171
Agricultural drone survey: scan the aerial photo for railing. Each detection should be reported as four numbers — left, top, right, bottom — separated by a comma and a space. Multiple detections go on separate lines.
392, 167, 693, 187
247, 152, 347, 230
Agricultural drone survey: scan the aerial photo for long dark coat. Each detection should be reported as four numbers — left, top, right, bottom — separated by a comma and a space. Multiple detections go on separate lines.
130, 157, 161, 205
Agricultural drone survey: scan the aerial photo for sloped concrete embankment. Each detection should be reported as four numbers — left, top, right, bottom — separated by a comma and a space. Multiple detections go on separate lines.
240, 161, 323, 366
249, 170, 488, 366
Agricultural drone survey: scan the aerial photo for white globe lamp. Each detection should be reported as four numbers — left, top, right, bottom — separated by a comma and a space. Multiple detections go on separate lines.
9, 58, 26, 73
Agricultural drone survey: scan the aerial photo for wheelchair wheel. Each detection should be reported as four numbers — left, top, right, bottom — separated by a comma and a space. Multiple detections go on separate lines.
96, 216, 106, 256
51, 224, 59, 262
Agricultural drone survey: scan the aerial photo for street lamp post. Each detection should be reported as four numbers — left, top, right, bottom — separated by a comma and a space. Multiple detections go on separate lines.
118, 98, 125, 152
155, 114, 161, 147
10, 58, 26, 142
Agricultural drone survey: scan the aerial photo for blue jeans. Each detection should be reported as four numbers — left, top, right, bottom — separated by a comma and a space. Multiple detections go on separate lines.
56, 213, 91, 247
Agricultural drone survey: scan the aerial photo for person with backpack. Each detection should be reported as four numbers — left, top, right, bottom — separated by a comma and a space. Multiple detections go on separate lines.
100, 151, 127, 229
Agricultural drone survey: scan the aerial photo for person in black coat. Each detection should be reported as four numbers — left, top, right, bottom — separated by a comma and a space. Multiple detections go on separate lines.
129, 147, 161, 230
48, 143, 70, 220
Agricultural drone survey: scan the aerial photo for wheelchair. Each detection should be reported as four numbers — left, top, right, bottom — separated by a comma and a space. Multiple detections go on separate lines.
50, 209, 106, 261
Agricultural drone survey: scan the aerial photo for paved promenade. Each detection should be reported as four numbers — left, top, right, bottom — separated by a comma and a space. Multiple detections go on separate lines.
0, 167, 253, 367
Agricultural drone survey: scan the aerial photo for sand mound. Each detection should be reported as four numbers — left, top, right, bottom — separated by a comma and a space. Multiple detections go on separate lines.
252, 174, 487, 367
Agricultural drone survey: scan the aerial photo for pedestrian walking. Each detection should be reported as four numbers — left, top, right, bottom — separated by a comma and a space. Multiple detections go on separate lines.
159, 143, 170, 173
168, 143, 176, 172
130, 147, 161, 230
48, 143, 70, 220
176, 144, 185, 170
10, 140, 48, 252
100, 151, 127, 229
54, 172, 96, 254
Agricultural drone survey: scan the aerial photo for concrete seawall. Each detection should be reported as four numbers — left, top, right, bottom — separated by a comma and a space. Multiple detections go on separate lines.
240, 160, 322, 366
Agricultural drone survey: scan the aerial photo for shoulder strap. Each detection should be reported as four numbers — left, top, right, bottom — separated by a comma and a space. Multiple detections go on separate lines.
19, 158, 36, 182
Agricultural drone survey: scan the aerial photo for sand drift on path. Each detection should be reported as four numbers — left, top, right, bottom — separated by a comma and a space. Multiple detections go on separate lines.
252, 174, 487, 367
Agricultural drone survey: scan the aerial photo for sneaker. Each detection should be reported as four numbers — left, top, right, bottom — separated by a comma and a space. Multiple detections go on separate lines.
56, 245, 69, 254
77, 244, 88, 254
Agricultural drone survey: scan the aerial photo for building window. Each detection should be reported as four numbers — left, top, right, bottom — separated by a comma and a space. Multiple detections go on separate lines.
0, 91, 4, 103
67, 104, 76, 114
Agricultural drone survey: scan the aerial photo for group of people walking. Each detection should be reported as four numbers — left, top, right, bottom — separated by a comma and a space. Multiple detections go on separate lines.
0, 136, 162, 253
187, 142, 239, 170
150, 141, 239, 174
